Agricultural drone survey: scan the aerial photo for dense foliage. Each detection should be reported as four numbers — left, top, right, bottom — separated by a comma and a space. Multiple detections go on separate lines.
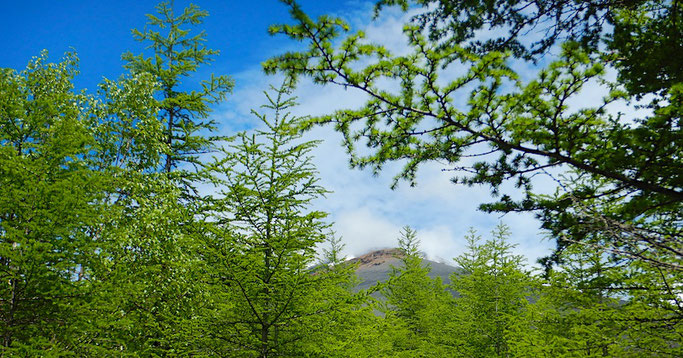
1, 0, 680, 356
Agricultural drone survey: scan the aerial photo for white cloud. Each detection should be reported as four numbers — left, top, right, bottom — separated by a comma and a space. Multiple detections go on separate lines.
334, 207, 401, 255
211, 1, 643, 267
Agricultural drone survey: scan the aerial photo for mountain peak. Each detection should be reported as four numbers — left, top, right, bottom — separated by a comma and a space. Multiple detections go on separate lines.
348, 248, 459, 292
348, 248, 402, 269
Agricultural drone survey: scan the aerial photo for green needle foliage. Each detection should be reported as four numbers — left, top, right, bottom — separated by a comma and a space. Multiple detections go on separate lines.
199, 84, 361, 357
508, 243, 683, 357
450, 225, 531, 357
123, 1, 234, 194
380, 226, 457, 356
2, 1, 681, 355
0, 52, 100, 354
76, 2, 235, 354
374, 0, 682, 95
264, 0, 681, 283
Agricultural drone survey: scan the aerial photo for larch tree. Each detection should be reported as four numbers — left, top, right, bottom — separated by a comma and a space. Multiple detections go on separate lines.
264, 0, 681, 272
449, 224, 532, 357
77, 1, 233, 354
263, 1, 681, 347
122, 0, 233, 193
508, 241, 683, 357
199, 84, 359, 357
0, 52, 103, 354
380, 226, 458, 356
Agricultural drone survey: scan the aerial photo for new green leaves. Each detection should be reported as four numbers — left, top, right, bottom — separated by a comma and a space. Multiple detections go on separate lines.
123, 1, 234, 190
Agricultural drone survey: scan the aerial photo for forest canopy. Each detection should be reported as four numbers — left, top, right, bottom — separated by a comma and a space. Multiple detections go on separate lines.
0, 0, 681, 356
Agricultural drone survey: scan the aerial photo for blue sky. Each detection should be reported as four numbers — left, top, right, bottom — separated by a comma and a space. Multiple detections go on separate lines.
0, 0, 353, 90
1, 0, 558, 264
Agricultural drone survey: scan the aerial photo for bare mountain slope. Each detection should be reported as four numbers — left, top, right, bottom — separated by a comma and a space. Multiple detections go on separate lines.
348, 249, 460, 292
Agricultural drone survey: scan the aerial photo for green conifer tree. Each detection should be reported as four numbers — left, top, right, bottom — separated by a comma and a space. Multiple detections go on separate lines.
199, 84, 358, 357
509, 243, 683, 357
0, 52, 101, 354
123, 1, 233, 193
381, 226, 457, 356
75, 2, 233, 353
450, 224, 532, 357
265, 0, 682, 279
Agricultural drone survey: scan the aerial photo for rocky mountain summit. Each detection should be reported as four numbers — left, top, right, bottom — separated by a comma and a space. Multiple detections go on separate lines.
348, 248, 460, 292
